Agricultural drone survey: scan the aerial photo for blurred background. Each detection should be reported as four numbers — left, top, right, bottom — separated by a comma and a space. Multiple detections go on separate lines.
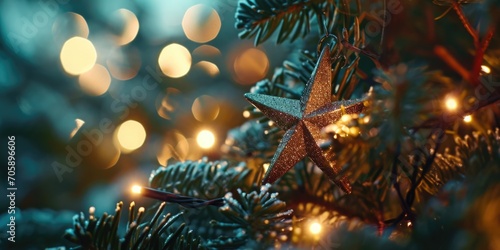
0, 0, 290, 215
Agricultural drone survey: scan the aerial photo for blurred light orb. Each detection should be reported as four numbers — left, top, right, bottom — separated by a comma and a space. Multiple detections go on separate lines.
193, 45, 221, 57
107, 47, 141, 80
60, 37, 97, 75
445, 97, 458, 111
309, 222, 322, 235
78, 64, 111, 96
197, 130, 215, 149
158, 43, 191, 78
116, 120, 147, 153
157, 143, 173, 166
192, 95, 220, 121
52, 12, 89, 41
131, 185, 142, 194
156, 88, 181, 120
463, 115, 472, 123
195, 61, 219, 77
114, 9, 140, 45
481, 65, 491, 74
234, 48, 269, 85
174, 132, 190, 160
182, 4, 221, 43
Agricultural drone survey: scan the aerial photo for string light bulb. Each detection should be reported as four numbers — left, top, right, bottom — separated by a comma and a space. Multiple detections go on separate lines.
197, 129, 215, 149
481, 65, 491, 74
445, 97, 458, 111
309, 222, 322, 235
131, 185, 142, 194
463, 115, 472, 123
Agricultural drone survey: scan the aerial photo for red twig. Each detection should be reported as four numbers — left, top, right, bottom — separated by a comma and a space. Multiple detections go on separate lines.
452, 2, 479, 48
470, 26, 496, 86
434, 45, 470, 80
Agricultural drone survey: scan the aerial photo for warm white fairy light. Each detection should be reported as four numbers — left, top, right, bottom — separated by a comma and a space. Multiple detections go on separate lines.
445, 97, 458, 111
89, 206, 95, 220
309, 222, 322, 235
463, 115, 472, 123
197, 129, 216, 149
481, 65, 491, 74
131, 185, 142, 194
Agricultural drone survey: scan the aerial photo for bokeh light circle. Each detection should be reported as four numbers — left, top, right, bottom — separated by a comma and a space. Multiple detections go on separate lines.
182, 4, 221, 43
192, 95, 220, 121
233, 48, 269, 85
52, 12, 89, 41
158, 43, 192, 78
193, 45, 221, 57
116, 120, 147, 153
107, 47, 141, 80
114, 9, 140, 45
195, 61, 219, 77
60, 37, 97, 75
78, 64, 111, 96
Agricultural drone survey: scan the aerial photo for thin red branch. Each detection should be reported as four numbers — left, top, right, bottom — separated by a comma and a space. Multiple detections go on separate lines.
452, 2, 479, 48
434, 45, 470, 80
470, 26, 496, 86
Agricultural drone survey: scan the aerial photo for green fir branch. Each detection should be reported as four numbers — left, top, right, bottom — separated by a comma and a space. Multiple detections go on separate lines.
149, 158, 255, 199
63, 202, 202, 250
208, 184, 293, 249
235, 0, 340, 45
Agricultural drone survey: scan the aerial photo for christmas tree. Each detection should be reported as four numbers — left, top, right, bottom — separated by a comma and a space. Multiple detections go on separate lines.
0, 0, 499, 249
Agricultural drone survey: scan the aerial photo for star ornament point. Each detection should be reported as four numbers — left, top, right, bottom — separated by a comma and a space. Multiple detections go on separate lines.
245, 46, 365, 194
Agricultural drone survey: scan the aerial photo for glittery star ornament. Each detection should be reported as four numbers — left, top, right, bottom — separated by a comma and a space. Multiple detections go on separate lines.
245, 45, 365, 194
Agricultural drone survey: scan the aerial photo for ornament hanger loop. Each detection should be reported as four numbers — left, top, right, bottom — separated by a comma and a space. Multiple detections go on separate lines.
317, 34, 337, 57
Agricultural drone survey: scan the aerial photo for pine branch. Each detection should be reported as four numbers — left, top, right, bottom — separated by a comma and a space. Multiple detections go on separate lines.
149, 158, 255, 199
235, 0, 338, 45
208, 184, 293, 249
63, 202, 202, 250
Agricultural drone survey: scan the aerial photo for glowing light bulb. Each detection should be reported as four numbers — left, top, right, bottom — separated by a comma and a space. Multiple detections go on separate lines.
131, 185, 142, 194
309, 222, 322, 235
481, 65, 491, 74
445, 97, 458, 111
197, 130, 215, 149
463, 115, 472, 123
